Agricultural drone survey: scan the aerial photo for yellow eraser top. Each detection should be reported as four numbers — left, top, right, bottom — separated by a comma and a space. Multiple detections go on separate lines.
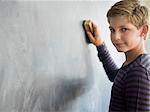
84, 20, 93, 33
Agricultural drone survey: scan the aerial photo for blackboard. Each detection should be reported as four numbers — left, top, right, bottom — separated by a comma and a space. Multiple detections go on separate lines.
0, 1, 124, 112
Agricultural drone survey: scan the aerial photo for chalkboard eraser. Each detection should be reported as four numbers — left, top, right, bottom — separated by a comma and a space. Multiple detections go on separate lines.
83, 20, 93, 43
83, 20, 93, 33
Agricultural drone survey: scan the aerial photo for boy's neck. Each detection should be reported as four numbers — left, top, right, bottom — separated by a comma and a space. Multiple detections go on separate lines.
123, 42, 146, 66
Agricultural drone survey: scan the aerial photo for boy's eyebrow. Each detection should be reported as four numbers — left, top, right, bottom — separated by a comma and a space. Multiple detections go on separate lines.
109, 25, 128, 29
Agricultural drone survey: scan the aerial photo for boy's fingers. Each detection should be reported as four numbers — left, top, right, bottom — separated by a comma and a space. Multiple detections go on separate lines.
92, 22, 100, 38
91, 21, 97, 29
87, 31, 95, 42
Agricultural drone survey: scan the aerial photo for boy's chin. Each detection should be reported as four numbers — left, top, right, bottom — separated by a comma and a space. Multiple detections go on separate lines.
116, 48, 126, 53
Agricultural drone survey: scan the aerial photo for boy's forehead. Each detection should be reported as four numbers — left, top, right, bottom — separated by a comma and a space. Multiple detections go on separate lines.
109, 16, 129, 23
109, 16, 130, 27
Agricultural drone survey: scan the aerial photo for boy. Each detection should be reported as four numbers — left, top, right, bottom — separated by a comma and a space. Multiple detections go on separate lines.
84, 0, 150, 111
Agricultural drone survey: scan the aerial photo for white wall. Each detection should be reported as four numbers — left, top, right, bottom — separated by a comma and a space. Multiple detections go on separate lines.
0, 1, 124, 112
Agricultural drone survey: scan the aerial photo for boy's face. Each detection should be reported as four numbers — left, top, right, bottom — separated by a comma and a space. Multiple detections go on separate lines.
109, 16, 143, 53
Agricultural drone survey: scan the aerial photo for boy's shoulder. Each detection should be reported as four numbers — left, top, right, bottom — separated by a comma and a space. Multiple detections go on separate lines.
139, 54, 150, 73
122, 54, 150, 80
122, 54, 150, 75
139, 54, 150, 68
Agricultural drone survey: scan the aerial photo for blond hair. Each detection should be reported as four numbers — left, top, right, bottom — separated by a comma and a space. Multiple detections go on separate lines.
107, 0, 149, 29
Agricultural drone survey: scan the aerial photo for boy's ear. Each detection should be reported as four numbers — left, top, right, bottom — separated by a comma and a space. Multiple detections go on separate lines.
140, 24, 149, 40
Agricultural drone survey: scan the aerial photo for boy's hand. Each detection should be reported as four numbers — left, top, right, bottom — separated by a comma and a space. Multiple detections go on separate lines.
84, 20, 103, 46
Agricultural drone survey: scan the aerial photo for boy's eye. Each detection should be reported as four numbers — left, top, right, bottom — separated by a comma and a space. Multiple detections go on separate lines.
121, 28, 128, 32
109, 28, 115, 33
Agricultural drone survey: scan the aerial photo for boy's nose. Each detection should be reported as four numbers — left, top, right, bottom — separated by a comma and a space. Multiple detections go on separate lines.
113, 32, 121, 41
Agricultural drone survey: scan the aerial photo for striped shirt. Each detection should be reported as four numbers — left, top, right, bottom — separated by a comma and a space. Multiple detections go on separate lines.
97, 43, 150, 112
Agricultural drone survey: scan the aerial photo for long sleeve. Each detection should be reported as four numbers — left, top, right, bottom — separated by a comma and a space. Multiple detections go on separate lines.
96, 43, 119, 82
125, 66, 150, 111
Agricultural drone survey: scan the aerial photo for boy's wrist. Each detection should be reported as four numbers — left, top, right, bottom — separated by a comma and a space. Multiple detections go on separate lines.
95, 40, 104, 47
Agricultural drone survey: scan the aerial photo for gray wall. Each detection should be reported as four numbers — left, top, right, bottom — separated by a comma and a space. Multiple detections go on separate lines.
0, 1, 125, 112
